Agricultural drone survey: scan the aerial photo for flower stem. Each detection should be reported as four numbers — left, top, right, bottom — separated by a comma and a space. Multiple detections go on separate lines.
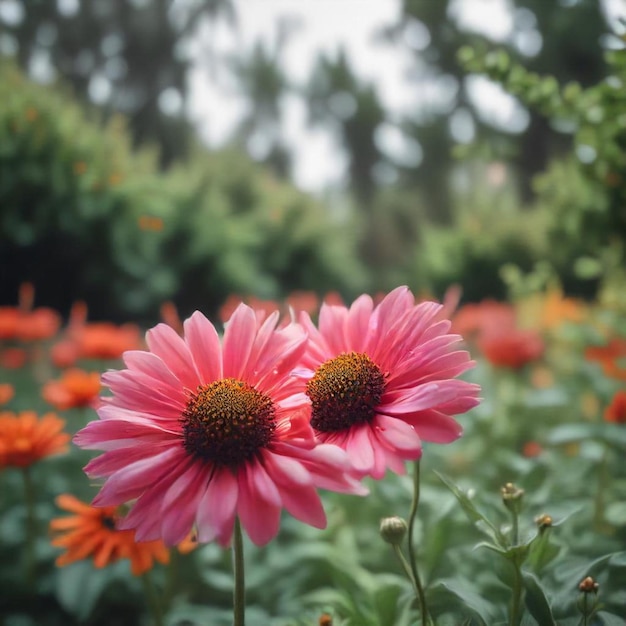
407, 460, 432, 626
233, 517, 246, 626
509, 562, 523, 626
22, 467, 37, 588
141, 569, 164, 626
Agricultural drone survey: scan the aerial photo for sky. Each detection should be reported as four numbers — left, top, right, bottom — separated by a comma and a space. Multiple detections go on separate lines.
187, 0, 626, 192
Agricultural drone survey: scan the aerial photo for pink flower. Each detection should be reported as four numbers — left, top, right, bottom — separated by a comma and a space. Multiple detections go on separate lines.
296, 287, 480, 479
75, 306, 365, 547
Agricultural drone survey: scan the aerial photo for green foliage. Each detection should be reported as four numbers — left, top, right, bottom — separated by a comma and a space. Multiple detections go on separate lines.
458, 38, 626, 291
0, 61, 366, 320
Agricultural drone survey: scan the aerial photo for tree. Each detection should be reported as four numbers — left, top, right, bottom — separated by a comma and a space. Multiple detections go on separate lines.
1, 0, 235, 165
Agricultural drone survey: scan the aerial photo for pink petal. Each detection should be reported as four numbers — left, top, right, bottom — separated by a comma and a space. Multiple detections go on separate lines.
161, 462, 209, 545
222, 304, 257, 379
183, 311, 223, 384
91, 447, 184, 505
75, 418, 177, 450
346, 425, 375, 474
318, 304, 348, 356
346, 295, 374, 352
146, 323, 201, 390
373, 414, 422, 453
400, 409, 463, 443
196, 468, 238, 545
237, 464, 281, 545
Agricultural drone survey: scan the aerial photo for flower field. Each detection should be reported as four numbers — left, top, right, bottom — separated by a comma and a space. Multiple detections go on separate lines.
1, 283, 625, 626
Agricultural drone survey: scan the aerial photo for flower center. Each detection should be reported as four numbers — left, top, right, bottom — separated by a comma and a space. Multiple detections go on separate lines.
181, 378, 276, 466
306, 352, 386, 432
101, 515, 117, 531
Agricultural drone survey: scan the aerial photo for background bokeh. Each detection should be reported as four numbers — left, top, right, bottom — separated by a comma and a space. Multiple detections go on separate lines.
1, 0, 625, 322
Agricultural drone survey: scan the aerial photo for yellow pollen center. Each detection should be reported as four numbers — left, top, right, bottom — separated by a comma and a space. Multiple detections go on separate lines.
306, 352, 386, 432
181, 378, 276, 466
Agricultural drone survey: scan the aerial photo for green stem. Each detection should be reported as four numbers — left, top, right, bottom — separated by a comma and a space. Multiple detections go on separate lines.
22, 467, 37, 588
407, 460, 432, 626
233, 517, 246, 626
511, 510, 519, 547
509, 563, 523, 626
593, 447, 609, 531
392, 544, 418, 591
141, 569, 164, 626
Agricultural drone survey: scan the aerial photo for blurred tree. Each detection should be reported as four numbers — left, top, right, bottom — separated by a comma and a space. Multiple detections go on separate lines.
305, 49, 391, 270
0, 0, 234, 166
227, 18, 295, 178
391, 0, 608, 215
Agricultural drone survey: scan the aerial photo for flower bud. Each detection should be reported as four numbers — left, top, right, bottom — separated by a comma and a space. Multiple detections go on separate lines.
380, 516, 408, 545
579, 576, 599, 594
319, 614, 333, 626
501, 482, 524, 513
535, 513, 553, 533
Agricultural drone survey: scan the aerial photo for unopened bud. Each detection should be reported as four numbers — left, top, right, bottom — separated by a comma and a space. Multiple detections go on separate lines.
579, 576, 599, 594
380, 516, 408, 545
319, 614, 333, 626
501, 482, 524, 513
535, 513, 553, 532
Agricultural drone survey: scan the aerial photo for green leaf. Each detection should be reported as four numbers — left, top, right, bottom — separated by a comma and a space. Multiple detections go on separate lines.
522, 571, 557, 626
597, 611, 626, 625
547, 423, 626, 448
435, 472, 506, 546
55, 560, 125, 620
434, 580, 499, 626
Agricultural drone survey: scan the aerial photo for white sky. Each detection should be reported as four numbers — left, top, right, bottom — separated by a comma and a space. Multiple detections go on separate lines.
187, 0, 626, 192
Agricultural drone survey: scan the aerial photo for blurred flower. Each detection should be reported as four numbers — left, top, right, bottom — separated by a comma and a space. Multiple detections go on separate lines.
0, 283, 60, 342
286, 290, 319, 315
0, 307, 19, 340
604, 391, 626, 424
78, 323, 142, 361
530, 364, 554, 389
75, 306, 365, 547
42, 369, 101, 411
160, 301, 183, 336
479, 329, 545, 369
540, 287, 587, 329
452, 300, 516, 342
0, 383, 14, 406
138, 215, 164, 231
296, 287, 480, 479
50, 495, 169, 575
585, 337, 626, 382
0, 347, 27, 369
51, 302, 141, 364
16, 308, 61, 342
522, 441, 543, 458
0, 411, 70, 468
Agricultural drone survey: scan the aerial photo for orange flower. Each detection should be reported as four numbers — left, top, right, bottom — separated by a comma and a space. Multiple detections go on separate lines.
604, 391, 626, 424
0, 347, 27, 369
540, 288, 586, 329
51, 303, 141, 364
42, 369, 101, 410
50, 495, 169, 575
0, 411, 70, 468
522, 441, 543, 458
78, 323, 141, 361
16, 308, 61, 342
285, 291, 319, 315
0, 307, 20, 340
0, 284, 60, 342
0, 383, 14, 406
585, 338, 626, 381
479, 329, 545, 369
160, 301, 183, 336
452, 300, 516, 342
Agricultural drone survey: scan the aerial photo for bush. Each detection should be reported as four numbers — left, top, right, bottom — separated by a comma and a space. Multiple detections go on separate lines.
0, 62, 366, 323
